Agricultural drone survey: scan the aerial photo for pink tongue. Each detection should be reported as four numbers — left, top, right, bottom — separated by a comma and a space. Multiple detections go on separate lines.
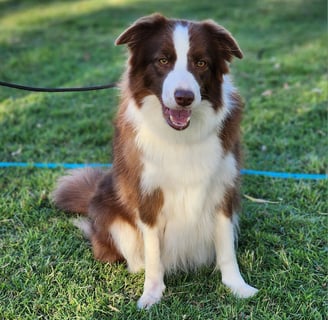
169, 109, 191, 125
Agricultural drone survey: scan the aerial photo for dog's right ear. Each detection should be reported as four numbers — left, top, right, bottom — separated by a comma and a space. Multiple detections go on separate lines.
115, 13, 168, 48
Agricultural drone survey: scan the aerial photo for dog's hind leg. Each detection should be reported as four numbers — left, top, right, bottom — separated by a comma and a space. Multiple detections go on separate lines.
110, 219, 144, 273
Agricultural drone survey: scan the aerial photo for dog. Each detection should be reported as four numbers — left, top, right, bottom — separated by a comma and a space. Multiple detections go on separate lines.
52, 13, 258, 309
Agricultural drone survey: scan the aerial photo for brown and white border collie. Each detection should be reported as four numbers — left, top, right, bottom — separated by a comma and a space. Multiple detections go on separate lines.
52, 14, 258, 308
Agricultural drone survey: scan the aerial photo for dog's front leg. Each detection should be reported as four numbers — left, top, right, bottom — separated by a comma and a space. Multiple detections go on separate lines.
215, 211, 258, 298
137, 223, 165, 309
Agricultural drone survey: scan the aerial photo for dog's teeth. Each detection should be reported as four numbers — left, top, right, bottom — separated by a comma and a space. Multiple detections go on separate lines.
169, 115, 190, 127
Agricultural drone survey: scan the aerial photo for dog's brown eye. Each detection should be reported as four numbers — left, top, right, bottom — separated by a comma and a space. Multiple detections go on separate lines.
159, 58, 169, 65
196, 60, 207, 68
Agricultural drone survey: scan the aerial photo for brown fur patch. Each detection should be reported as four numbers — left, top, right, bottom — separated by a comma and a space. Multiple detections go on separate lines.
112, 99, 143, 211
139, 188, 164, 226
220, 185, 241, 218
218, 93, 243, 219
90, 231, 124, 263
220, 92, 243, 158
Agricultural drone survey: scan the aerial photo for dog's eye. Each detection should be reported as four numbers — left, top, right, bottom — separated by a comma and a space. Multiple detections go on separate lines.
196, 60, 207, 68
159, 58, 169, 65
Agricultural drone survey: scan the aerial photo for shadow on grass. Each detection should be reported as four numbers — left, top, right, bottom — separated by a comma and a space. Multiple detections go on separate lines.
0, 0, 325, 94
0, 0, 326, 166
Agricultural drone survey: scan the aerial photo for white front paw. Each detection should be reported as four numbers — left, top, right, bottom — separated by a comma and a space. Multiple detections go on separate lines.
224, 280, 258, 298
137, 282, 165, 309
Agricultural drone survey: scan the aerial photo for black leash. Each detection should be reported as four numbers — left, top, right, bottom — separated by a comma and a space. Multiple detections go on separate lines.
0, 80, 117, 92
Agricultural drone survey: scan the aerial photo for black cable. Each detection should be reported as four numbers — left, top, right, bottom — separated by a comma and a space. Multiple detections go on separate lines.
0, 81, 117, 92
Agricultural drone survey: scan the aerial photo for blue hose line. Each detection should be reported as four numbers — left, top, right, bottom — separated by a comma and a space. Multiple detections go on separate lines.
0, 162, 326, 180
0, 162, 111, 169
240, 169, 326, 180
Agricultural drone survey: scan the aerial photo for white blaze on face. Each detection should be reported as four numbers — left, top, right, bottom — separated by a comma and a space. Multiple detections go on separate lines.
161, 24, 201, 109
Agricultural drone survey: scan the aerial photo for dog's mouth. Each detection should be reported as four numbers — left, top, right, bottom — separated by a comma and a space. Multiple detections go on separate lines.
162, 105, 192, 131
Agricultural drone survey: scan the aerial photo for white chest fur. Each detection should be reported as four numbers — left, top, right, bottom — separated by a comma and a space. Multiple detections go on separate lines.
125, 95, 238, 271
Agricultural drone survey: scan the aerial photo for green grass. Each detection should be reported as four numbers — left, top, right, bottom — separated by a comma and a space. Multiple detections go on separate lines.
0, 0, 327, 319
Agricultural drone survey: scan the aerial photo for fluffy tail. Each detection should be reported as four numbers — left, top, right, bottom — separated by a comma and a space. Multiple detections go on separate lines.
52, 168, 105, 214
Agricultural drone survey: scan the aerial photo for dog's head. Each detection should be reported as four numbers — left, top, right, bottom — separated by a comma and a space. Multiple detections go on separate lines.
116, 14, 242, 131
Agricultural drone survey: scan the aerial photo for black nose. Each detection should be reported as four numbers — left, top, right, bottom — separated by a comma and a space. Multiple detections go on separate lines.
174, 89, 194, 107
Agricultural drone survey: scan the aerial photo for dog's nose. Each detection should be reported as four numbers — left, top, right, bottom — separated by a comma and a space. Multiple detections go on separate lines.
174, 89, 194, 107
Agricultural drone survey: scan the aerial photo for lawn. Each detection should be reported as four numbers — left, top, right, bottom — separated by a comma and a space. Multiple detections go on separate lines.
0, 0, 327, 319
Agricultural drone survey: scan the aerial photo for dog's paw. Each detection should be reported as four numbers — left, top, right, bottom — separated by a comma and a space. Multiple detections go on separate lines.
137, 292, 161, 309
137, 282, 165, 309
225, 281, 258, 298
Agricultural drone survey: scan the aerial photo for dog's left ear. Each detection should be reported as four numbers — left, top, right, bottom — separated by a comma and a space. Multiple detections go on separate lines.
115, 13, 168, 48
202, 20, 243, 61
